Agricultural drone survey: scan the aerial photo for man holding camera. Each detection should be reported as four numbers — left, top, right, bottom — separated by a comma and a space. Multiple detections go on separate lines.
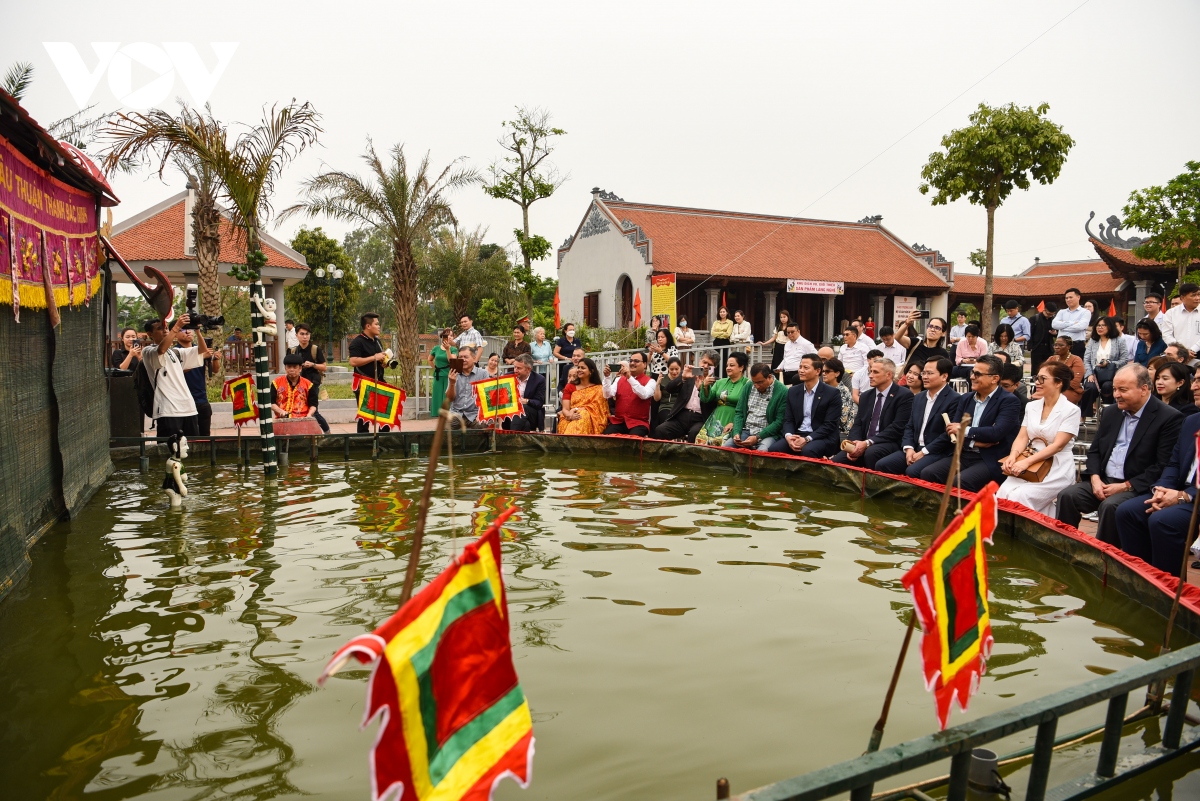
174, 328, 215, 435
142, 314, 212, 439
349, 313, 391, 433
288, 323, 329, 433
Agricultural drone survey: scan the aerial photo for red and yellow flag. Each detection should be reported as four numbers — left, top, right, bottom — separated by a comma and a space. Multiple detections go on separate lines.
221, 373, 258, 427
471, 375, 523, 422
354, 374, 406, 427
320, 508, 534, 801
901, 482, 997, 729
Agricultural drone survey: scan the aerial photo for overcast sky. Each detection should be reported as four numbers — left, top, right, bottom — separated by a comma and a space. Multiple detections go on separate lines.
7, 0, 1198, 279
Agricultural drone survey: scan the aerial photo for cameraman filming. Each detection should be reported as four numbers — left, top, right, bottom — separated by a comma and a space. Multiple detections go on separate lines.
142, 314, 211, 439
174, 328, 215, 436
349, 312, 391, 433
288, 323, 329, 433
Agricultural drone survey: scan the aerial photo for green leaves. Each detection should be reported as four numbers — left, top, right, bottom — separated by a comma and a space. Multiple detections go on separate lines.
513, 228, 552, 263
285, 227, 360, 342
1123, 161, 1200, 281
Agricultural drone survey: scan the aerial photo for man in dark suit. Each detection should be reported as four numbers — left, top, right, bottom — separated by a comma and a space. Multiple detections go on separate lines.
767, 353, 842, 457
875, 356, 959, 477
917, 355, 1022, 492
1114, 412, 1200, 573
652, 352, 717, 441
502, 355, 546, 431
1057, 363, 1183, 544
1029, 301, 1058, 375
831, 357, 913, 469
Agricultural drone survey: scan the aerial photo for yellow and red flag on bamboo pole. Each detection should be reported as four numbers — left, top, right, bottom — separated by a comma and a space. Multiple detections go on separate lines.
221, 373, 258, 427
319, 508, 533, 801
471, 375, 523, 422
354, 374, 406, 427
901, 482, 997, 729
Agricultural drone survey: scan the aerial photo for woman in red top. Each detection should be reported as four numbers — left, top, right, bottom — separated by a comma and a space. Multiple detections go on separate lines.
864, 316, 876, 341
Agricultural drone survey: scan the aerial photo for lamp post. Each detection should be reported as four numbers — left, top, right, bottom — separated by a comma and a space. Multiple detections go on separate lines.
312, 263, 344, 356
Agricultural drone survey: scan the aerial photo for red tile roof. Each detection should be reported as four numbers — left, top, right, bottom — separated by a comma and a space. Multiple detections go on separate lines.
603, 201, 948, 289
952, 270, 1123, 299
1090, 237, 1199, 270
1019, 258, 1109, 277
111, 198, 306, 269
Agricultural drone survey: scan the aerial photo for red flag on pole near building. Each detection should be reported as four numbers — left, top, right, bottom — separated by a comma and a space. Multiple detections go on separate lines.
633, 289, 642, 327
553, 287, 560, 330
721, 290, 726, 309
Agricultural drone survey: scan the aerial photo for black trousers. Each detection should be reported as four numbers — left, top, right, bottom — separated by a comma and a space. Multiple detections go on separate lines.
604, 422, 649, 437
831, 442, 900, 470
195, 402, 212, 436
1070, 340, 1085, 358
767, 435, 837, 458
312, 407, 330, 433
653, 410, 705, 441
157, 415, 199, 439
1056, 478, 1135, 545
357, 419, 391, 433
780, 370, 799, 386
917, 450, 998, 493
503, 415, 537, 432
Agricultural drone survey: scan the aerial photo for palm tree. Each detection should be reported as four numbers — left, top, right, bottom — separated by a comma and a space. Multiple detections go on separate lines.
282, 141, 477, 393
104, 101, 322, 476
420, 227, 521, 323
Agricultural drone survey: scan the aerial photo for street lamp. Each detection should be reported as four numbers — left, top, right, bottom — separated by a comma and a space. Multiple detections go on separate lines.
312, 263, 344, 355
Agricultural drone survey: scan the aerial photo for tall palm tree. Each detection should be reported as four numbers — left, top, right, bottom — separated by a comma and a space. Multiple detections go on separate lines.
420, 227, 522, 323
104, 101, 322, 476
282, 141, 477, 394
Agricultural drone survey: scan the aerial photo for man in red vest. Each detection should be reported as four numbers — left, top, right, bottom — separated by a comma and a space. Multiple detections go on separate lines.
602, 351, 655, 436
271, 353, 319, 419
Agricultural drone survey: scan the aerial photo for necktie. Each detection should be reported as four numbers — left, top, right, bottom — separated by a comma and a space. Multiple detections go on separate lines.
868, 390, 885, 439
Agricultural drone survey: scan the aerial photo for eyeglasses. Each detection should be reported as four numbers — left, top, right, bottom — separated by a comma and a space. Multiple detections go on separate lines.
970, 370, 993, 378
927, 324, 943, 331
1034, 375, 1048, 383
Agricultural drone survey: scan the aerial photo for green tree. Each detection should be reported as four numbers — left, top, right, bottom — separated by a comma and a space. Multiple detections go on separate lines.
343, 227, 396, 333
105, 101, 322, 476
283, 141, 477, 393
920, 102, 1074, 337
482, 107, 567, 271
1122, 161, 1200, 285
419, 227, 521, 325
286, 227, 360, 348
968, 248, 987, 275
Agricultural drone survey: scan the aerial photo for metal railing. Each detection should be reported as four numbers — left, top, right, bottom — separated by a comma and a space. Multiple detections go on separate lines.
723, 640, 1200, 801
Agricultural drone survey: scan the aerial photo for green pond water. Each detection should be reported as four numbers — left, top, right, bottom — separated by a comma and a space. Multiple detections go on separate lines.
1, 452, 1197, 800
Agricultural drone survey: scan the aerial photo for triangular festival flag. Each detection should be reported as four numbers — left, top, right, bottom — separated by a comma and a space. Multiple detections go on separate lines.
320, 508, 534, 801
353, 374, 405, 427
901, 482, 998, 729
1037, 300, 1045, 313
472, 374, 523, 422
1108, 298, 1116, 317
633, 288, 642, 328
221, 373, 258, 427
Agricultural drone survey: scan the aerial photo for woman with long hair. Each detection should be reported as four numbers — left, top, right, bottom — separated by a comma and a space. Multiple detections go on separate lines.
1133, 319, 1166, 365
558, 358, 608, 435
1082, 316, 1129, 415
997, 361, 1082, 515
1155, 362, 1199, 417
758, 309, 792, 370
648, 327, 680, 378
990, 323, 1024, 365
710, 306, 733, 377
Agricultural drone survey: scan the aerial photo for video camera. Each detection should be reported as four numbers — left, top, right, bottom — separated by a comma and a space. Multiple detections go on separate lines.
182, 286, 225, 330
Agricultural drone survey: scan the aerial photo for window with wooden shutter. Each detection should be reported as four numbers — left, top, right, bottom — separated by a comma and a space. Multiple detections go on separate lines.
584, 292, 600, 327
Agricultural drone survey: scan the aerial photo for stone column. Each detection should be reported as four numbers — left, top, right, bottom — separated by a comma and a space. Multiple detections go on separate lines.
1133, 280, 1152, 314
872, 294, 887, 331
929, 291, 949, 322
705, 288, 720, 331
763, 289, 778, 333
823, 294, 836, 344
267, 279, 286, 373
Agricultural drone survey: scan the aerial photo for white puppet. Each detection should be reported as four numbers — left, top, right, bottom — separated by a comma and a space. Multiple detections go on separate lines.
250, 294, 278, 347
162, 434, 189, 508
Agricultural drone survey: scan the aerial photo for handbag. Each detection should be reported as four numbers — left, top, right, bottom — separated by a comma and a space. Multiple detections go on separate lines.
1016, 436, 1053, 483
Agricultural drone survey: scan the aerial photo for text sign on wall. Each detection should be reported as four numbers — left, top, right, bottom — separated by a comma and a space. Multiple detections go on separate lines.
893, 296, 918, 325
651, 273, 677, 330
786, 279, 843, 295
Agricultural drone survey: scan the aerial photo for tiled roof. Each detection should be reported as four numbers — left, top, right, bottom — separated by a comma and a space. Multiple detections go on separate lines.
1090, 237, 1199, 270
602, 201, 948, 289
952, 270, 1123, 299
1019, 258, 1109, 277
111, 197, 306, 269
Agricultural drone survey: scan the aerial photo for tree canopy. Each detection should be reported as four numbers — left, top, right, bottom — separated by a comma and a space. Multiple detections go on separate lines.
285, 227, 360, 345
1123, 161, 1200, 284
419, 227, 520, 325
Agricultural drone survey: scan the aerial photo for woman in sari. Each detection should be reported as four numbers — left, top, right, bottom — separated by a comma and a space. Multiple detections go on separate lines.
427, 328, 457, 411
558, 358, 608, 435
696, 351, 749, 445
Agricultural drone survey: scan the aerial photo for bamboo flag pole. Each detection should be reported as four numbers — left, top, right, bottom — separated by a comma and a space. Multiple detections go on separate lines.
399, 390, 452, 605
865, 412, 973, 754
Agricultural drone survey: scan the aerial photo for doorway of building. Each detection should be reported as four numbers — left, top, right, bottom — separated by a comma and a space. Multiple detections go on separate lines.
618, 275, 633, 328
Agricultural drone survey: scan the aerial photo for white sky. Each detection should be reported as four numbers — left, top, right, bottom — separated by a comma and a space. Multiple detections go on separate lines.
7, 0, 1198, 279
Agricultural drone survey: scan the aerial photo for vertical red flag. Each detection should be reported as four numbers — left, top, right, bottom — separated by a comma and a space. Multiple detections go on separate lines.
721, 290, 727, 309
633, 289, 642, 327
1108, 298, 1116, 317
553, 286, 561, 330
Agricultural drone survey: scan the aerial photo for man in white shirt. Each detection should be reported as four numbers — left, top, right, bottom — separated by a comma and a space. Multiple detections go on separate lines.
1160, 282, 1200, 358
839, 327, 873, 389
141, 314, 211, 439
852, 348, 885, 401
1051, 288, 1091, 357
1142, 293, 1166, 327
948, 312, 968, 346
602, 352, 657, 435
284, 319, 300, 349
455, 314, 486, 349
877, 326, 907, 367
775, 323, 816, 385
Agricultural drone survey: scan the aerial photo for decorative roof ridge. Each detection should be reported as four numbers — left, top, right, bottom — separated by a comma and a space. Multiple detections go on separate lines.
603, 200, 891, 230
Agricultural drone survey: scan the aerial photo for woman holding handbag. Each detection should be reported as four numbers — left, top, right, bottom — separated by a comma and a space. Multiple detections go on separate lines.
996, 361, 1082, 515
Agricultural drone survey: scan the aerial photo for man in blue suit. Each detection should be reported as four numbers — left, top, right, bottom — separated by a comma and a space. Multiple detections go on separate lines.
831, 357, 913, 469
502, 355, 546, 431
875, 357, 959, 477
767, 353, 842, 458
1113, 411, 1200, 574
917, 355, 1021, 492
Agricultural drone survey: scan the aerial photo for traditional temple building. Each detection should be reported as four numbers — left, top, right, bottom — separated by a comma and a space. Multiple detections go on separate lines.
1086, 211, 1200, 304
950, 257, 1127, 321
556, 188, 953, 342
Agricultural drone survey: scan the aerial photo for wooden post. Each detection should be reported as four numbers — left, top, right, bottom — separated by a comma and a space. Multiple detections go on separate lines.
399, 393, 452, 605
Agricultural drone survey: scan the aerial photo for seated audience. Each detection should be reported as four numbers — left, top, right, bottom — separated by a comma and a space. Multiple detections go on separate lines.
990, 323, 1024, 366
996, 361, 1082, 515
821, 357, 856, 438
903, 362, 923, 394
1155, 362, 1199, 417
768, 354, 842, 457
831, 358, 913, 469
1114, 411, 1200, 573
1163, 343, 1191, 366
954, 324, 989, 380
485, 352, 502, 378
603, 352, 656, 436
916, 355, 1022, 493
1000, 363, 1029, 408
1082, 316, 1129, 416
696, 351, 750, 445
728, 363, 788, 451
653, 356, 684, 429
501, 355, 546, 431
446, 347, 491, 428
653, 353, 717, 441
558, 358, 608, 435
1147, 355, 1169, 385
875, 357, 958, 478
1134, 319, 1166, 366
1055, 364, 1182, 544
1045, 335, 1085, 405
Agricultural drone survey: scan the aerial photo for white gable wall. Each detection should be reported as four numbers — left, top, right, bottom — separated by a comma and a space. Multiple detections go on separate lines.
557, 213, 652, 329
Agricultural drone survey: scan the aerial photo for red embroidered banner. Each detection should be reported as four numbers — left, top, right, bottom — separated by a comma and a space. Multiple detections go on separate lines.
0, 132, 101, 321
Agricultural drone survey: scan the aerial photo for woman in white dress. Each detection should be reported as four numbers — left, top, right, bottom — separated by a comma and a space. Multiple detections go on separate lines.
996, 361, 1082, 516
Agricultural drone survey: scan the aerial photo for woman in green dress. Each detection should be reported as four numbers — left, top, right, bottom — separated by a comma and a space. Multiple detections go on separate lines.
428, 328, 458, 412
696, 351, 750, 445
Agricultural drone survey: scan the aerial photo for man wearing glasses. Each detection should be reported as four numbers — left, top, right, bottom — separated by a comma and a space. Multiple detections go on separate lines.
875, 357, 959, 477
895, 312, 950, 375
602, 352, 656, 436
914, 354, 1021, 492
